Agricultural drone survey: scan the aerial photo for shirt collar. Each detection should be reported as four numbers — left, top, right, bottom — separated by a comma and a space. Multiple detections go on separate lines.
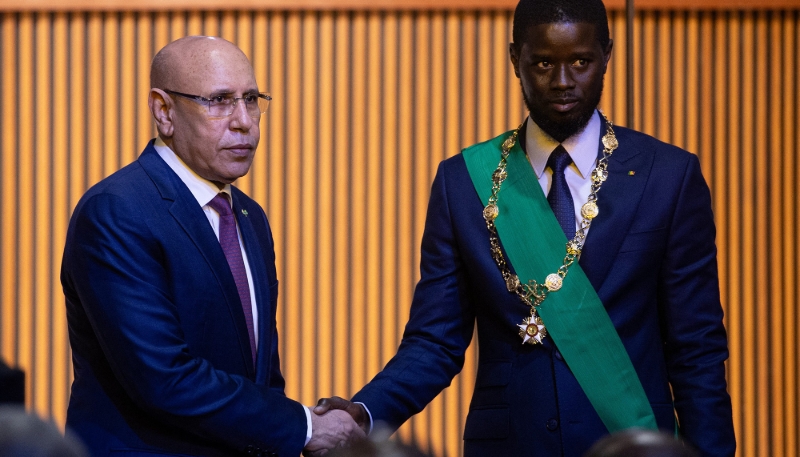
525, 110, 601, 179
153, 137, 232, 207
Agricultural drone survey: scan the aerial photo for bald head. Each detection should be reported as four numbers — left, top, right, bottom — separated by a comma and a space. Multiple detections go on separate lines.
150, 36, 254, 93
148, 36, 262, 186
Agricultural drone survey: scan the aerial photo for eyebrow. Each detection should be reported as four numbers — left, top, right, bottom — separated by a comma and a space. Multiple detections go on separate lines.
208, 88, 261, 97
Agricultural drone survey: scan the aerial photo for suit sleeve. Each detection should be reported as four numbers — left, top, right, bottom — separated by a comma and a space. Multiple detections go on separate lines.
352, 161, 476, 431
658, 154, 736, 455
62, 192, 307, 456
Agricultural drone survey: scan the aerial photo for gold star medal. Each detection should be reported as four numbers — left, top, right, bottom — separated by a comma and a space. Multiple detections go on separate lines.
518, 314, 547, 345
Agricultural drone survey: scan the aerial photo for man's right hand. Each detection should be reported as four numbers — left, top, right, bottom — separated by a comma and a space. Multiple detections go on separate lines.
303, 409, 366, 456
313, 396, 369, 435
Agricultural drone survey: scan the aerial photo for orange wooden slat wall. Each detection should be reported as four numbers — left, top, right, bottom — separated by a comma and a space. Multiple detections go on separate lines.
0, 8, 798, 457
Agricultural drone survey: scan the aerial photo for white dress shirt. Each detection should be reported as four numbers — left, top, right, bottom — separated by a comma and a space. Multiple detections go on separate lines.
525, 110, 602, 236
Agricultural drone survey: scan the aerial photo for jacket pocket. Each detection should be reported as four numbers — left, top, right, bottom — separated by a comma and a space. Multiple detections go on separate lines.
463, 407, 510, 440
618, 227, 667, 253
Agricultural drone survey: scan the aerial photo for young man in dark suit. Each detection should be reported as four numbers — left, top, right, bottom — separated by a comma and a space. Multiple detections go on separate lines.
314, 1, 735, 455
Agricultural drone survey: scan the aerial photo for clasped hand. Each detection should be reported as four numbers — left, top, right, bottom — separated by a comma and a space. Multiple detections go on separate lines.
302, 396, 369, 456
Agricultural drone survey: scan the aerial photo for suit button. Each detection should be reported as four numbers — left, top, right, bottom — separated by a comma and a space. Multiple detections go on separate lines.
546, 418, 559, 430
554, 350, 563, 361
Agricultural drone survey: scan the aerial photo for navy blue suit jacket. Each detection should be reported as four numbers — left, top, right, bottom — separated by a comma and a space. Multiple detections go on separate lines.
61, 142, 307, 457
351, 126, 735, 456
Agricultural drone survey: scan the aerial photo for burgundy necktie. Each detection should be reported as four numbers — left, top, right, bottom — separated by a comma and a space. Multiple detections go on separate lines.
207, 193, 256, 365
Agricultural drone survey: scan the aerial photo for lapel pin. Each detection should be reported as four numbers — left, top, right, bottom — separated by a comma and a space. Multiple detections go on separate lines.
241, 209, 248, 216
628, 171, 636, 176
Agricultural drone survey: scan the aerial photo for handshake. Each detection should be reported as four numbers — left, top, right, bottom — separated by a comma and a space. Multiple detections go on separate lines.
303, 396, 370, 456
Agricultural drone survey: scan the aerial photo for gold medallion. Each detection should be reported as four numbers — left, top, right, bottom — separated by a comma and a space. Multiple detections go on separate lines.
602, 134, 619, 151
581, 201, 599, 219
545, 273, 562, 291
506, 275, 520, 292
483, 204, 499, 221
518, 314, 547, 345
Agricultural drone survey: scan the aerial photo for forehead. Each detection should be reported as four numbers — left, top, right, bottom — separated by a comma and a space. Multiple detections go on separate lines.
519, 22, 602, 54
181, 46, 257, 93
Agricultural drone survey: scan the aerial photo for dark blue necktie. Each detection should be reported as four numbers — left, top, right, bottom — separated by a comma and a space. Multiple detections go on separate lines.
546, 145, 576, 239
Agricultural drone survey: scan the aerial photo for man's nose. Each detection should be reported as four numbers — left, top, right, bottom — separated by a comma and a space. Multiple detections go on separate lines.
551, 64, 576, 89
229, 99, 255, 130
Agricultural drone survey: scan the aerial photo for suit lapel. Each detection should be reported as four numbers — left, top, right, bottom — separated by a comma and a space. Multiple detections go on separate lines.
138, 145, 256, 377
579, 127, 654, 292
230, 190, 272, 384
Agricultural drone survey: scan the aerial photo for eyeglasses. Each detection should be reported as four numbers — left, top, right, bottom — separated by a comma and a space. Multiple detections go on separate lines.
163, 89, 272, 118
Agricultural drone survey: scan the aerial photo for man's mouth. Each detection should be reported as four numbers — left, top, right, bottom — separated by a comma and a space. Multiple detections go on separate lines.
549, 99, 579, 112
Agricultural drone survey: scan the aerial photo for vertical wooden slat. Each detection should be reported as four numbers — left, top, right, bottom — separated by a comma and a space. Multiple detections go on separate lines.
33, 10, 51, 416
250, 11, 268, 206
795, 15, 800, 457
265, 8, 287, 391
138, 14, 154, 148
51, 11, 69, 425
671, 12, 685, 148
768, 12, 784, 457
739, 12, 755, 457
605, 10, 625, 123
87, 12, 103, 186
332, 11, 350, 398
656, 11, 670, 141
170, 11, 185, 40
348, 10, 367, 395
1, 13, 18, 374
316, 8, 337, 401
492, 13, 508, 135
186, 10, 201, 35
631, 10, 642, 131
641, 11, 655, 136
754, 12, 769, 457
685, 12, 699, 157
120, 12, 136, 166
17, 11, 34, 408
103, 13, 120, 176
282, 10, 301, 401
200, 11, 216, 37
315, 9, 334, 402
725, 16, 742, 455
395, 8, 413, 372
780, 14, 796, 457
380, 12, 398, 368
364, 11, 382, 383
297, 10, 317, 404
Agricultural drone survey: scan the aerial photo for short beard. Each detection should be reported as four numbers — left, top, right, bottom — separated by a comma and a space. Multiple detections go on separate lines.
524, 80, 604, 143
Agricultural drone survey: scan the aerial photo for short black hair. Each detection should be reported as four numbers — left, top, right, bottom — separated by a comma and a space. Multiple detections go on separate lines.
512, 0, 610, 49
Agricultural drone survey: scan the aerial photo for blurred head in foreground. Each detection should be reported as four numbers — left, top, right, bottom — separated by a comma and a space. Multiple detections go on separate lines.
583, 428, 700, 457
0, 407, 87, 457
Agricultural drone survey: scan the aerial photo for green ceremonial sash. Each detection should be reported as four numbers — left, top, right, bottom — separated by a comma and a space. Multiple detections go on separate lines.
462, 131, 658, 433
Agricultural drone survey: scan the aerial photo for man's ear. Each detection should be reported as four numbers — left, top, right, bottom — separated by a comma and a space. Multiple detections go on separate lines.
149, 89, 174, 138
602, 38, 614, 74
509, 42, 521, 78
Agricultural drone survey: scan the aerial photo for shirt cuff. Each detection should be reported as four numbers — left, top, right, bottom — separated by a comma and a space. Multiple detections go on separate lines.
304, 406, 312, 446
354, 402, 374, 434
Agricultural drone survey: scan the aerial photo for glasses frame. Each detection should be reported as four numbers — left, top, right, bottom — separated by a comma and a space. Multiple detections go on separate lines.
162, 89, 272, 117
